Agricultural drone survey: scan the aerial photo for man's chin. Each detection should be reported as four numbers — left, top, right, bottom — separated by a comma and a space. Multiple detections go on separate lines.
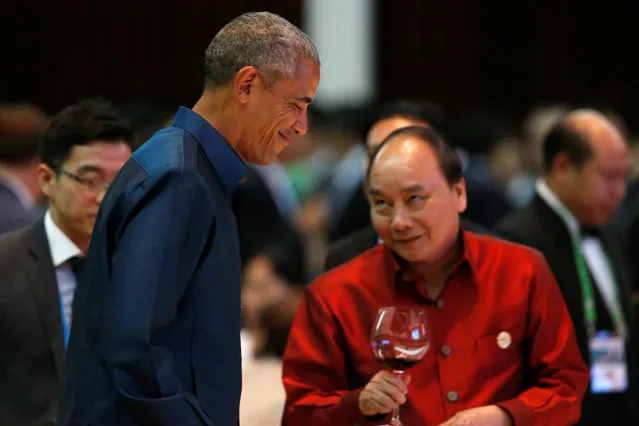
393, 248, 423, 263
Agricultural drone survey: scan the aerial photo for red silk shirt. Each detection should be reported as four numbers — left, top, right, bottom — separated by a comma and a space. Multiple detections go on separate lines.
282, 231, 589, 426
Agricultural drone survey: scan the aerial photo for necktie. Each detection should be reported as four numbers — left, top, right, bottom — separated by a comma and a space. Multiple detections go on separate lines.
580, 225, 600, 238
69, 256, 85, 282
60, 256, 84, 349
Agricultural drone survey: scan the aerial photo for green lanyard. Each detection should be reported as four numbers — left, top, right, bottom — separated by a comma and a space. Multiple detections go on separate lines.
539, 182, 628, 340
570, 235, 627, 339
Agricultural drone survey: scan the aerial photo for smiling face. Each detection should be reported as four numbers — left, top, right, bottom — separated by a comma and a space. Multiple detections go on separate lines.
367, 136, 466, 264
234, 57, 320, 165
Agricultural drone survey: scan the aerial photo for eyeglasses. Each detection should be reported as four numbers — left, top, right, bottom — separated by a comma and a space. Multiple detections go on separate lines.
57, 168, 110, 194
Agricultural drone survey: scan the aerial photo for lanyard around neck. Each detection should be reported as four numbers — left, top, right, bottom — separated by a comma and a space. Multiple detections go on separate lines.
567, 226, 627, 339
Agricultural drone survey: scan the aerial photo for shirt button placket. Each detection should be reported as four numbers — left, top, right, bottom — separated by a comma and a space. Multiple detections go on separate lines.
446, 390, 459, 403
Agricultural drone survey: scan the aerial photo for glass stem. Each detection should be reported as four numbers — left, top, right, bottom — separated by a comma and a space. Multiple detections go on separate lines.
391, 370, 405, 425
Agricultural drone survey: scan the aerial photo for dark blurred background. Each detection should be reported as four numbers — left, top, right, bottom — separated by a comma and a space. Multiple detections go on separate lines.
2, 0, 636, 126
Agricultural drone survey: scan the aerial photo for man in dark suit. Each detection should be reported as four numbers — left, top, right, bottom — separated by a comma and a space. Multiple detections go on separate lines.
58, 12, 320, 426
497, 109, 638, 426
325, 101, 487, 271
0, 99, 133, 426
0, 103, 49, 234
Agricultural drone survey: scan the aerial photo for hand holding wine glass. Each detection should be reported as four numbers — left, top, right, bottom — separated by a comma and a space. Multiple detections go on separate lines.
358, 370, 411, 417
368, 306, 429, 426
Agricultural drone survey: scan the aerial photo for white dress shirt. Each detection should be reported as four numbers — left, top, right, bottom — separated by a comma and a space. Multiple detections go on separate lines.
44, 210, 83, 328
536, 179, 628, 337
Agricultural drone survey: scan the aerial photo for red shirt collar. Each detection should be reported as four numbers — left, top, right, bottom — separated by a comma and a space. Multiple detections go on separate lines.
381, 228, 480, 287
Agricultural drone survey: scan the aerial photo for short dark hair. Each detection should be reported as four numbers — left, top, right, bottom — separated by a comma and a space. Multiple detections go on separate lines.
542, 121, 592, 172
204, 12, 319, 89
362, 100, 446, 142
366, 125, 463, 187
40, 99, 133, 169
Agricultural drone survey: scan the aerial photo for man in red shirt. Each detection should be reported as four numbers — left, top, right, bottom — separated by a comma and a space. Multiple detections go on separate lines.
282, 126, 589, 426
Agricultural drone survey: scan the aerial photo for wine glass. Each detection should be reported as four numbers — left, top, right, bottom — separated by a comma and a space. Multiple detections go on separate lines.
370, 306, 429, 426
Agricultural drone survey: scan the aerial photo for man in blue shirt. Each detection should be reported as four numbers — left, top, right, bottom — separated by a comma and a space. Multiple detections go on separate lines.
59, 12, 320, 426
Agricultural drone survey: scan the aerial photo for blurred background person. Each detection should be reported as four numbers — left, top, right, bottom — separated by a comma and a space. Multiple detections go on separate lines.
319, 106, 373, 244
233, 147, 310, 289
0, 103, 49, 234
507, 104, 568, 207
497, 109, 638, 426
239, 250, 304, 426
0, 98, 133, 426
449, 109, 518, 229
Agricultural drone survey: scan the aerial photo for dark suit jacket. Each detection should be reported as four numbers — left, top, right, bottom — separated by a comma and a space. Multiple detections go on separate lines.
233, 166, 307, 285
58, 107, 247, 426
616, 178, 639, 295
464, 178, 513, 230
497, 194, 638, 426
328, 181, 371, 244
0, 218, 65, 426
462, 157, 514, 230
0, 180, 40, 234
324, 219, 489, 271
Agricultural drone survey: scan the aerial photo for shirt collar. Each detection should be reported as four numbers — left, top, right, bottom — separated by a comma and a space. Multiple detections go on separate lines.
171, 107, 247, 194
382, 228, 480, 287
535, 178, 580, 236
44, 210, 83, 267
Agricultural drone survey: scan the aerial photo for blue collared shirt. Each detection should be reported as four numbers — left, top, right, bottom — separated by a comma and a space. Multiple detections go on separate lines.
60, 107, 248, 426
171, 107, 246, 192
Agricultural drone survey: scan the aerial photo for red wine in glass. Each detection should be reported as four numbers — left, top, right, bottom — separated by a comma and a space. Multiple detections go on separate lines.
370, 306, 429, 426
381, 357, 421, 371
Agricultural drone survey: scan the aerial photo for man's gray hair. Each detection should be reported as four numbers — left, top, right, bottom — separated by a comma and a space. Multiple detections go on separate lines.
204, 12, 319, 88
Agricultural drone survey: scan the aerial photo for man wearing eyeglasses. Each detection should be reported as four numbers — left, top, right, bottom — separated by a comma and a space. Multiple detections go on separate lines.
0, 98, 133, 426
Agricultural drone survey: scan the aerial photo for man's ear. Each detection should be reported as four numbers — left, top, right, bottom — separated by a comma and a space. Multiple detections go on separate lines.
234, 66, 259, 103
38, 163, 56, 199
552, 152, 574, 174
453, 178, 467, 214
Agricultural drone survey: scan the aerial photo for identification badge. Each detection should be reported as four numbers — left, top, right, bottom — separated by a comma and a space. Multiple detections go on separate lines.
589, 331, 628, 393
